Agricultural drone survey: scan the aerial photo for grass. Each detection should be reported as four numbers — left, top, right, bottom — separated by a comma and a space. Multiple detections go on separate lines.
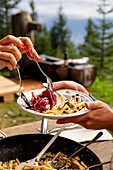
87, 77, 113, 106
0, 100, 42, 129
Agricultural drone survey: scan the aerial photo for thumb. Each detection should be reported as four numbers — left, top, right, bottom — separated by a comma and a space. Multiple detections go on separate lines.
85, 101, 102, 110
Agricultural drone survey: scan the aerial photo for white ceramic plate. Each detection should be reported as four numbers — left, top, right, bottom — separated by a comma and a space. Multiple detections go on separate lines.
17, 88, 93, 120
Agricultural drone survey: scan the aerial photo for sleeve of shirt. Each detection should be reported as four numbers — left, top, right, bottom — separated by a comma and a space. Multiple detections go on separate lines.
89, 93, 97, 101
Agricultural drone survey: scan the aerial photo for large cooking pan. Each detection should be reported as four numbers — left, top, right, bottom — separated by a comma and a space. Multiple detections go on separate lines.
0, 134, 102, 169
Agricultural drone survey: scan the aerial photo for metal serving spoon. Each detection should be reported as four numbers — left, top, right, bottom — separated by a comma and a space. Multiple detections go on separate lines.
84, 160, 111, 169
16, 123, 69, 170
51, 132, 103, 170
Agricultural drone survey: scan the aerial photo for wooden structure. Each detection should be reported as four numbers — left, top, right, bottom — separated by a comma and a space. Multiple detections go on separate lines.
0, 76, 20, 103
1, 119, 113, 170
12, 11, 42, 43
37, 55, 96, 87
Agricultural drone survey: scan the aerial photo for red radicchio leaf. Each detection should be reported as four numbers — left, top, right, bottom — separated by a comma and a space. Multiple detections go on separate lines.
41, 89, 56, 108
31, 89, 57, 112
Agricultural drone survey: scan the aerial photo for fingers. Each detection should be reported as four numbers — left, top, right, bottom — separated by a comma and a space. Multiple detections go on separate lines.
19, 37, 33, 52
0, 52, 14, 70
85, 101, 104, 110
20, 48, 41, 62
53, 81, 76, 91
19, 37, 41, 62
0, 35, 41, 70
53, 81, 89, 96
0, 35, 24, 48
0, 45, 21, 62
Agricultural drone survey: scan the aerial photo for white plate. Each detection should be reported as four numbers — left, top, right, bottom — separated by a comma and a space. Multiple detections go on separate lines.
17, 88, 93, 120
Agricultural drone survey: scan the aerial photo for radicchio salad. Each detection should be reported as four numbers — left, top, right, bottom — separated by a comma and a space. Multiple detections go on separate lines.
31, 88, 57, 112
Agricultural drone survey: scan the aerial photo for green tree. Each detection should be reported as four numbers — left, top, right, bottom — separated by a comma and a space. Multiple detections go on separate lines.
79, 0, 113, 76
34, 25, 52, 56
29, 0, 38, 21
0, 0, 21, 38
97, 0, 113, 69
78, 18, 100, 64
49, 6, 76, 58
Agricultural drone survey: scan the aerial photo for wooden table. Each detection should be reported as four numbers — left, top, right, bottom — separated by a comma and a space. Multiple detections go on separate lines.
1, 120, 113, 170
0, 76, 20, 103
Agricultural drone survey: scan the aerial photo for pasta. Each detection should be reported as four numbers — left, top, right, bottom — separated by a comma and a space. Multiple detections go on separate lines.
43, 95, 85, 115
0, 159, 20, 170
0, 152, 88, 170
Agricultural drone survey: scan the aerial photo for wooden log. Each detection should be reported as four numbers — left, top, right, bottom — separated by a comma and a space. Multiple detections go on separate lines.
12, 11, 42, 43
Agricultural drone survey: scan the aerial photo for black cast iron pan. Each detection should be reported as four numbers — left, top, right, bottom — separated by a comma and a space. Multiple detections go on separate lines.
0, 134, 102, 169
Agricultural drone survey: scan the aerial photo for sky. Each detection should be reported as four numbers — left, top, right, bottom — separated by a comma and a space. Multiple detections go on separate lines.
17, 0, 113, 22
15, 0, 113, 45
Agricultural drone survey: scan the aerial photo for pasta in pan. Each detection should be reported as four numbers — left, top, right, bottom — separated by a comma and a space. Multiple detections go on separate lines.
0, 159, 20, 170
0, 152, 88, 170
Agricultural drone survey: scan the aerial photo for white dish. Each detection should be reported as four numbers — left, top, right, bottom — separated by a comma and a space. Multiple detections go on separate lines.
17, 88, 93, 120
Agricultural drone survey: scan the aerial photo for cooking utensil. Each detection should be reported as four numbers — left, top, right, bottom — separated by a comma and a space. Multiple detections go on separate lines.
23, 40, 53, 92
16, 124, 68, 170
84, 160, 110, 169
60, 161, 110, 170
0, 134, 103, 170
16, 64, 31, 108
51, 131, 103, 169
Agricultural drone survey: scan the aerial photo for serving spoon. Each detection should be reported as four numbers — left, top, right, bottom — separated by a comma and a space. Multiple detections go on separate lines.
51, 131, 103, 170
16, 123, 68, 170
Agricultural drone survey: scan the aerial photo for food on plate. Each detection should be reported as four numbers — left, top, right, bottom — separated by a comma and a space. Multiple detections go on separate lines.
30, 89, 86, 115
31, 88, 57, 112
0, 152, 88, 170
43, 94, 85, 115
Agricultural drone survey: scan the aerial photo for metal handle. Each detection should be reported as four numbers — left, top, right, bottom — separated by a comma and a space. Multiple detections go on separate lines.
62, 132, 103, 169
0, 131, 7, 139
33, 123, 68, 162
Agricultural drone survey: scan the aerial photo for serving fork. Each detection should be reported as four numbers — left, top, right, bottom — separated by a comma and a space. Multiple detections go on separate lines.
23, 40, 53, 92
16, 65, 31, 107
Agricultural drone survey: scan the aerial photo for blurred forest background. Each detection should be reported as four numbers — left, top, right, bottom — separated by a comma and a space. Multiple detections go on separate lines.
0, 0, 113, 128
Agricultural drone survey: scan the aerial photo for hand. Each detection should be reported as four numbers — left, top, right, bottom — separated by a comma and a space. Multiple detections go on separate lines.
0, 35, 41, 70
57, 101, 113, 133
53, 81, 89, 95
